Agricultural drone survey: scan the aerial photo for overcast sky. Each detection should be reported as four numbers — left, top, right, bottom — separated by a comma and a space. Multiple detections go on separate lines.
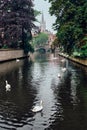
34, 0, 56, 34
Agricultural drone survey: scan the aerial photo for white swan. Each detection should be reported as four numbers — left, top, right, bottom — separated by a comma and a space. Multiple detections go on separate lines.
58, 73, 61, 78
16, 59, 20, 62
61, 59, 65, 63
62, 67, 67, 72
5, 80, 11, 91
32, 100, 43, 112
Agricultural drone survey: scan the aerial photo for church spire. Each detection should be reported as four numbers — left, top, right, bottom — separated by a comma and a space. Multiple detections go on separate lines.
40, 12, 46, 32
42, 12, 44, 23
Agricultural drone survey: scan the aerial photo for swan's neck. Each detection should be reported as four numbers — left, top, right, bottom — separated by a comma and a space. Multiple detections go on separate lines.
40, 101, 42, 106
6, 81, 8, 85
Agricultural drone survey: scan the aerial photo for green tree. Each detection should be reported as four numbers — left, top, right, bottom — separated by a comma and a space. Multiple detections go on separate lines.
45, 0, 87, 56
34, 10, 41, 18
32, 32, 48, 48
0, 0, 35, 53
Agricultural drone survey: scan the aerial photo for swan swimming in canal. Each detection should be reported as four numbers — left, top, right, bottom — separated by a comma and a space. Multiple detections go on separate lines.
61, 59, 65, 63
62, 67, 67, 72
5, 80, 11, 91
16, 59, 20, 62
32, 100, 43, 112
58, 73, 61, 78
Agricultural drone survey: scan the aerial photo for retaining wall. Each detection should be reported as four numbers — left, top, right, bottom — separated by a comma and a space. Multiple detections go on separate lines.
58, 53, 87, 67
0, 49, 29, 62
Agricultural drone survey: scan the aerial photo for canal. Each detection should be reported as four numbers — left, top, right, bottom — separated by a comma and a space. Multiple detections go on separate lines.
0, 53, 87, 130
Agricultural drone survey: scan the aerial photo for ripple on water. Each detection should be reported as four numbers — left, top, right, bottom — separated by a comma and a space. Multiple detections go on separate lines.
0, 54, 86, 130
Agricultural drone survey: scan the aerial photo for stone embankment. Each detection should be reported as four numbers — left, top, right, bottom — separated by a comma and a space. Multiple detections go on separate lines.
58, 53, 87, 67
0, 49, 29, 63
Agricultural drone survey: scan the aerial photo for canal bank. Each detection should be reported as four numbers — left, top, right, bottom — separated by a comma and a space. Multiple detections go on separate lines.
58, 53, 87, 67
0, 49, 29, 63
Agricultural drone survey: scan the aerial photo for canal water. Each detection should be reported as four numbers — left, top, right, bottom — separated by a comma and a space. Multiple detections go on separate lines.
0, 53, 87, 130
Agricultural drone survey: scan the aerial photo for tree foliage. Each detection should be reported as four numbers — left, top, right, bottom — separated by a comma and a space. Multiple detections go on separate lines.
46, 0, 87, 57
0, 0, 35, 53
34, 10, 41, 17
32, 33, 48, 48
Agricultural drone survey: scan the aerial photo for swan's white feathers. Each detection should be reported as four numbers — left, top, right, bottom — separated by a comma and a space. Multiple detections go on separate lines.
58, 74, 61, 78
16, 59, 20, 62
61, 59, 65, 62
62, 67, 67, 72
5, 80, 11, 91
32, 100, 43, 112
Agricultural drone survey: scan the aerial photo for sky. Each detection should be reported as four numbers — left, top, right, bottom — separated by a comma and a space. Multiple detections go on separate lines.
34, 0, 56, 34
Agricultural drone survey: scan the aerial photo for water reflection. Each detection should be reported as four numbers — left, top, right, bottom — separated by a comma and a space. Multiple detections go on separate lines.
0, 53, 86, 130
0, 59, 35, 129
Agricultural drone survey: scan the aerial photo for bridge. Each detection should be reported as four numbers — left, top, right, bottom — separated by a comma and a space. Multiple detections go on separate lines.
35, 44, 51, 53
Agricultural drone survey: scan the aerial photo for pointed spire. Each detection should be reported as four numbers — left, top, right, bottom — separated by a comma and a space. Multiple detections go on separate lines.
40, 12, 46, 32
42, 12, 44, 23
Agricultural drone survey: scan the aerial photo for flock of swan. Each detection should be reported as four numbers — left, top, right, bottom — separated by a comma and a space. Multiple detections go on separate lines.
32, 58, 67, 113
58, 67, 67, 78
5, 79, 43, 112
58, 59, 67, 78
5, 57, 66, 113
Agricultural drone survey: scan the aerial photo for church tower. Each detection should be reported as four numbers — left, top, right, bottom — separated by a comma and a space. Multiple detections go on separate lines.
40, 12, 46, 32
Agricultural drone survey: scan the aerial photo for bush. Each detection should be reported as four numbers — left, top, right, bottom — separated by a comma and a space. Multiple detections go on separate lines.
2, 44, 8, 49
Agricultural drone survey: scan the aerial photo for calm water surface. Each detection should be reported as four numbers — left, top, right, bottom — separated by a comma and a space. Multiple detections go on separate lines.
0, 53, 87, 130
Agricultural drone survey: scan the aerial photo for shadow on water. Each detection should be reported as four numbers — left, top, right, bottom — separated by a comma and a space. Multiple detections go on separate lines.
0, 53, 86, 130
0, 58, 37, 129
